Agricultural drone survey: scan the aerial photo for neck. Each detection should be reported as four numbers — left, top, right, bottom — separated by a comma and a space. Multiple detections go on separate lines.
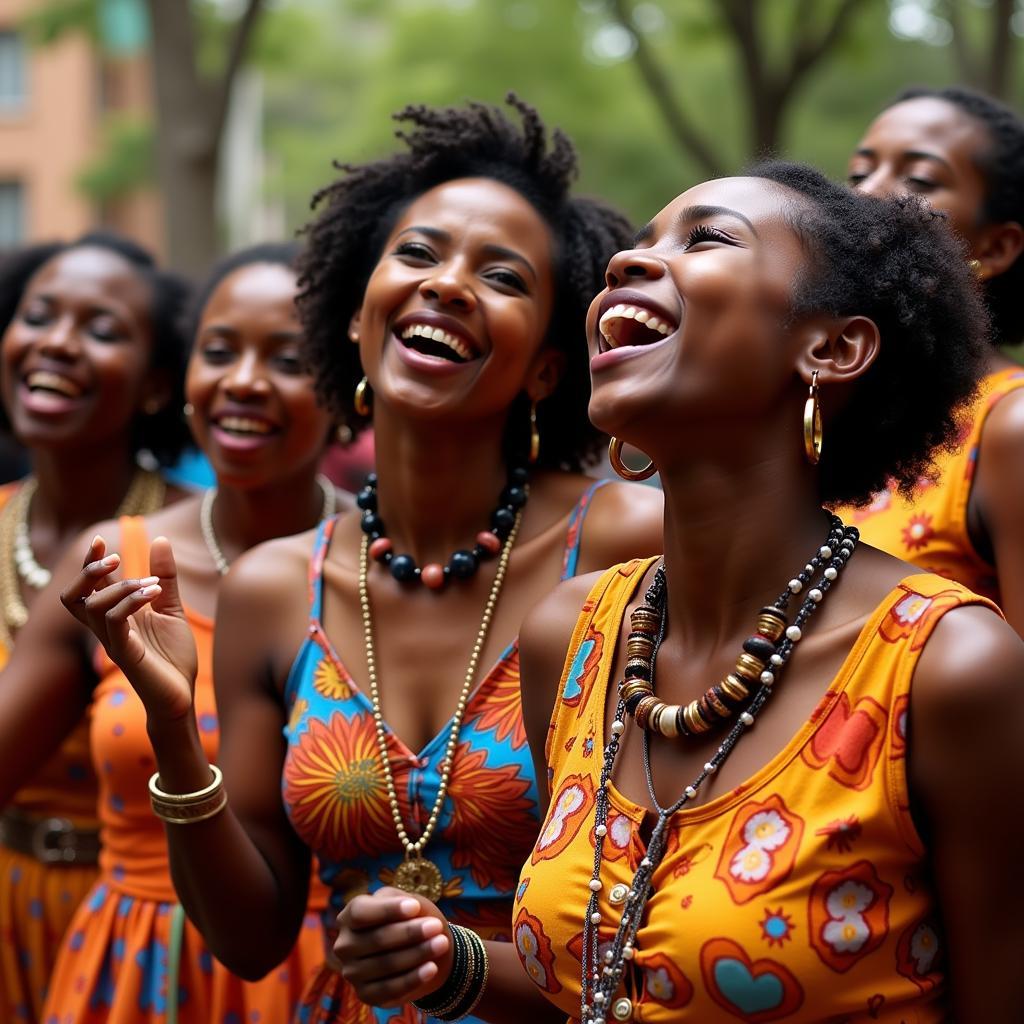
368, 407, 515, 565
210, 466, 327, 567
658, 447, 831, 664
29, 440, 143, 541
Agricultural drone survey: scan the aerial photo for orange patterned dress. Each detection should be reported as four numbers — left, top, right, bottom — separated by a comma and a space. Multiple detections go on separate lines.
513, 557, 995, 1022
0, 481, 101, 1024
837, 367, 1024, 603
41, 515, 327, 1023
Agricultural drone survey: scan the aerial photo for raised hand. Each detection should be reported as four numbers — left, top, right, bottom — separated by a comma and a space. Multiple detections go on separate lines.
333, 887, 454, 1008
61, 534, 198, 722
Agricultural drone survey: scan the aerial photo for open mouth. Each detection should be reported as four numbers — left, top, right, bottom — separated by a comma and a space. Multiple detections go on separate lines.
212, 415, 278, 437
598, 304, 677, 351
24, 370, 84, 399
397, 322, 477, 364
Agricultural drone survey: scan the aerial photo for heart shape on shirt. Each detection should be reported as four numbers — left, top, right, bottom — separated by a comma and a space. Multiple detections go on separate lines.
701, 938, 804, 1022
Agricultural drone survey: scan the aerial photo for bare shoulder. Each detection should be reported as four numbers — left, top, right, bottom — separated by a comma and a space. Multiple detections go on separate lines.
521, 570, 603, 659
222, 526, 319, 605
981, 379, 1024, 453
574, 480, 663, 572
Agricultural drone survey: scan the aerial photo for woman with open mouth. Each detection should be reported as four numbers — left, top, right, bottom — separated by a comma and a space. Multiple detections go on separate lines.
836, 86, 1024, 637
60, 96, 664, 1023
1, 243, 341, 1022
0, 232, 192, 1023
340, 166, 1017, 1021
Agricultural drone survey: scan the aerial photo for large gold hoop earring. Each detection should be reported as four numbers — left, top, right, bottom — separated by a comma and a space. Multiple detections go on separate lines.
529, 401, 540, 464
608, 437, 656, 481
354, 377, 372, 417
803, 370, 823, 465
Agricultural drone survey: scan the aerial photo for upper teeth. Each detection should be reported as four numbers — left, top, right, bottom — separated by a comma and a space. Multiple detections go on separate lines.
599, 304, 675, 343
401, 323, 474, 361
218, 416, 272, 435
25, 370, 82, 397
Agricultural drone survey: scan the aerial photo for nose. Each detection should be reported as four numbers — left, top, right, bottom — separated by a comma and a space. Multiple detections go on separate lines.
854, 168, 898, 199
37, 315, 80, 359
418, 261, 476, 312
604, 249, 665, 290
222, 349, 269, 399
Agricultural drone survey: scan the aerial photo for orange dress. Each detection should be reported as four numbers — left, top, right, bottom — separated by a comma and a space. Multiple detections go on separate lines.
838, 367, 1024, 603
41, 516, 327, 1023
513, 558, 995, 1022
0, 481, 101, 1024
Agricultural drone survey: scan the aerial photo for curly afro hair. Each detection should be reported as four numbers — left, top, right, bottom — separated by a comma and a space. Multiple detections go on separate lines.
889, 85, 1024, 346
0, 231, 193, 466
297, 94, 634, 471
748, 161, 989, 507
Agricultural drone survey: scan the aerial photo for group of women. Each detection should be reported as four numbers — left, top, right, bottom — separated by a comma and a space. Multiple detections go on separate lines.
0, 83, 1020, 1024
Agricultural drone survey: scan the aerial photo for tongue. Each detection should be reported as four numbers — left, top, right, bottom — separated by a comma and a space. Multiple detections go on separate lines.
407, 336, 465, 363
617, 318, 667, 347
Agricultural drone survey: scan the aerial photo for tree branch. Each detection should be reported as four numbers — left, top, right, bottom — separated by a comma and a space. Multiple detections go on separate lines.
209, 0, 266, 149
987, 0, 1015, 99
608, 0, 725, 175
784, 0, 867, 91
946, 1, 980, 87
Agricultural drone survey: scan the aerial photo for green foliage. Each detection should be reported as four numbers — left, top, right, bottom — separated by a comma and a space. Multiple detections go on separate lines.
76, 115, 154, 202
18, 0, 100, 45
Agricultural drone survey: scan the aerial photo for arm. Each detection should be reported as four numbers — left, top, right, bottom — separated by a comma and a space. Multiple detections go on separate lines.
333, 575, 597, 1022
911, 604, 1024, 1021
60, 534, 311, 978
975, 388, 1024, 634
0, 527, 117, 805
574, 481, 663, 575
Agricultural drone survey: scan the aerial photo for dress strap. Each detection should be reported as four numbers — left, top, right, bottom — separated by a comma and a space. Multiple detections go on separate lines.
116, 514, 151, 580
307, 515, 339, 623
559, 478, 612, 581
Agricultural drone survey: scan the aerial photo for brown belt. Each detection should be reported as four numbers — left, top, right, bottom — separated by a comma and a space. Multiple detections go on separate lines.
0, 809, 101, 865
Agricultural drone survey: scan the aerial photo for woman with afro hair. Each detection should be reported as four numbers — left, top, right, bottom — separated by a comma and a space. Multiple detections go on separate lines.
841, 86, 1024, 635
334, 166, 1024, 1021
62, 96, 663, 1022
0, 233, 191, 1023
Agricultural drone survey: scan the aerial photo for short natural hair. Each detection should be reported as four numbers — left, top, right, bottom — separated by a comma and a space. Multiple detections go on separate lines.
297, 95, 633, 470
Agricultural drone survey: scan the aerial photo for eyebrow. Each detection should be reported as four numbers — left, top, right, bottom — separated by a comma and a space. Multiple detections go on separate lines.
396, 226, 537, 281
632, 204, 758, 246
855, 147, 953, 172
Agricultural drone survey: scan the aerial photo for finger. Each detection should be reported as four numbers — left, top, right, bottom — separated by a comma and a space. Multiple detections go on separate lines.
340, 934, 449, 987
335, 916, 446, 961
80, 577, 160, 629
353, 959, 442, 1009
82, 535, 104, 568
343, 894, 422, 932
94, 584, 162, 660
146, 536, 185, 617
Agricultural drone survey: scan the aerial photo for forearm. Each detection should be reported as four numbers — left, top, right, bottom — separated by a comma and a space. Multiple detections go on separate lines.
147, 713, 308, 978
470, 941, 564, 1024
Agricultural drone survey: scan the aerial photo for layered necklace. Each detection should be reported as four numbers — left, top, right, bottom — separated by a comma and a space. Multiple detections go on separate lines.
358, 492, 525, 900
199, 473, 337, 576
0, 469, 166, 646
581, 515, 858, 1024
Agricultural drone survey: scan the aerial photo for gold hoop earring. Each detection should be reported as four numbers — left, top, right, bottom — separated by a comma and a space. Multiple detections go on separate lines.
608, 436, 656, 481
803, 370, 823, 465
529, 401, 540, 464
354, 377, 371, 417
969, 258, 985, 280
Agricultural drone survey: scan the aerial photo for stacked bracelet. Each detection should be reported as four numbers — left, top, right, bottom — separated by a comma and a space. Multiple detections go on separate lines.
148, 765, 227, 825
412, 924, 489, 1021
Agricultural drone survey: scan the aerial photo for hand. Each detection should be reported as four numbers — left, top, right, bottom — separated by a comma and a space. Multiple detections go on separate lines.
333, 886, 454, 1008
61, 535, 198, 723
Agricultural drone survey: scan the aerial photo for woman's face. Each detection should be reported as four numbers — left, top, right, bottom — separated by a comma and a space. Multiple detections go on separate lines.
186, 262, 332, 489
847, 97, 990, 244
354, 177, 558, 424
1, 246, 158, 452
586, 177, 808, 451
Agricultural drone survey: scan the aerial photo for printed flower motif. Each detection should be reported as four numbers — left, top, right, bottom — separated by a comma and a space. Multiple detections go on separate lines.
909, 923, 939, 975
283, 711, 409, 861
830, 878, 877, 914
743, 810, 791, 851
760, 907, 795, 948
809, 861, 892, 973
532, 774, 594, 863
731, 845, 772, 882
466, 645, 527, 749
803, 692, 887, 791
445, 740, 536, 891
901, 513, 935, 552
640, 951, 694, 1008
823, 912, 871, 953
288, 696, 309, 734
560, 627, 604, 717
514, 908, 562, 994
815, 815, 862, 853
313, 656, 352, 701
879, 585, 964, 650
896, 917, 943, 991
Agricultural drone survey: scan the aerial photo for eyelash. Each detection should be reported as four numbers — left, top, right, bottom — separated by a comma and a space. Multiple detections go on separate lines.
395, 242, 527, 293
685, 224, 731, 249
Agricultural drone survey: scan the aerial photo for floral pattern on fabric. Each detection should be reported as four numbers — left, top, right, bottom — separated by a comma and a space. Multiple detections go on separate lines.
802, 692, 887, 791
809, 861, 893, 973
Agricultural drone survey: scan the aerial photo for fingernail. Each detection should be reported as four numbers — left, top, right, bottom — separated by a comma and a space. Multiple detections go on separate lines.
139, 576, 160, 586
138, 585, 161, 597
399, 899, 420, 916
92, 535, 103, 548
428, 935, 448, 956
421, 918, 443, 938
418, 961, 438, 982
100, 554, 120, 566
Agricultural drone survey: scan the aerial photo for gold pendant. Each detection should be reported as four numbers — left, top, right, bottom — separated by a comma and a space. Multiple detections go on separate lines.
393, 855, 444, 902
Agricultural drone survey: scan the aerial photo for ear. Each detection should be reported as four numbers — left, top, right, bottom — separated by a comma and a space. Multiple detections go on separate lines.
524, 346, 567, 402
795, 315, 880, 388
974, 221, 1024, 281
348, 309, 362, 344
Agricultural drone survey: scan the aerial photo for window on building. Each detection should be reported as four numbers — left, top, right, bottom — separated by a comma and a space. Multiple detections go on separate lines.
0, 31, 27, 110
0, 182, 25, 247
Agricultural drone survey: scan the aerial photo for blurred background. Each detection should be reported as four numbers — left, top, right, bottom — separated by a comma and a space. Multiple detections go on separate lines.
2, 0, 1024, 274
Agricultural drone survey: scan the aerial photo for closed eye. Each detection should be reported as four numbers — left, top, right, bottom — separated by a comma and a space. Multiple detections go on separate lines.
684, 224, 733, 249
394, 241, 436, 262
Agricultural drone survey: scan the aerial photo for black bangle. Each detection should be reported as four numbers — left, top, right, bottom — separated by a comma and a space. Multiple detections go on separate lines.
413, 925, 489, 1021
413, 924, 467, 1014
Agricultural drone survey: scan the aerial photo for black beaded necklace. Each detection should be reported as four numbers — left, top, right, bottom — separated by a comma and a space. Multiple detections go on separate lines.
357, 467, 530, 590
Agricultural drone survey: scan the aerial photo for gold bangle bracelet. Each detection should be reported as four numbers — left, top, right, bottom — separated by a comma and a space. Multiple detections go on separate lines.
148, 765, 222, 804
148, 766, 225, 825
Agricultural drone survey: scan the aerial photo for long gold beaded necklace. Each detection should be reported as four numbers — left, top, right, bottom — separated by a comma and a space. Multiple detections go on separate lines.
581, 516, 858, 1024
0, 469, 166, 647
357, 502, 523, 901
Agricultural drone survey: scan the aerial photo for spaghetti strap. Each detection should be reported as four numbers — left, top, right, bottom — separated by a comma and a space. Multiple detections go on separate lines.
560, 478, 611, 581
306, 516, 338, 623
